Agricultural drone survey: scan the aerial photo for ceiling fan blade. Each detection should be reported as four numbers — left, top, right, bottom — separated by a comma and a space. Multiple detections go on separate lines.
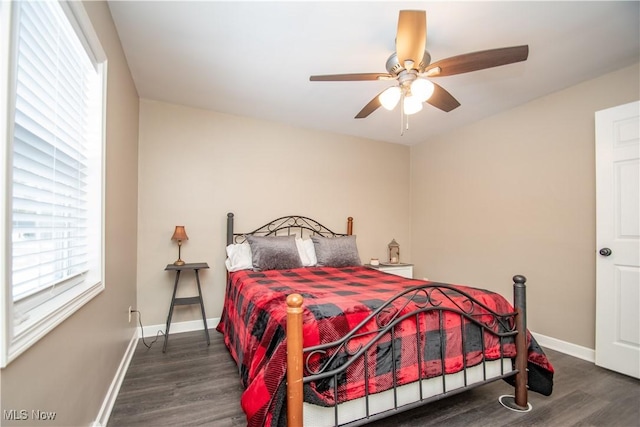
425, 45, 529, 77
310, 73, 392, 81
396, 10, 426, 69
426, 83, 460, 112
355, 92, 383, 119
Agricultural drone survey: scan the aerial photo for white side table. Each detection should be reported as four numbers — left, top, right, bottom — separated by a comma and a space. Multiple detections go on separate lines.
366, 263, 413, 279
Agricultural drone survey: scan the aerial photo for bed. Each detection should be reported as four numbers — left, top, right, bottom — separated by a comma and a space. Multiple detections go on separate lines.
217, 213, 554, 427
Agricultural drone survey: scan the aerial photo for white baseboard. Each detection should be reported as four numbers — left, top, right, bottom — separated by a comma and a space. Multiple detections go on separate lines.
531, 331, 595, 363
91, 318, 220, 426
91, 329, 138, 427
140, 317, 220, 340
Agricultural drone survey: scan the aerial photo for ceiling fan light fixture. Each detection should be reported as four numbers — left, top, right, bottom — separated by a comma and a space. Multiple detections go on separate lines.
411, 78, 434, 102
308, 9, 529, 130
379, 86, 401, 110
403, 94, 423, 115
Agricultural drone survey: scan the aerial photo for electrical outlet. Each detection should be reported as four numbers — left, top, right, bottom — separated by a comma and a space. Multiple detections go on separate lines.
128, 306, 132, 323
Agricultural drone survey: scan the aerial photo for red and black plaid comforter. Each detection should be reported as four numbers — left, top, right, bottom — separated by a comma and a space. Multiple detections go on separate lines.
216, 266, 553, 427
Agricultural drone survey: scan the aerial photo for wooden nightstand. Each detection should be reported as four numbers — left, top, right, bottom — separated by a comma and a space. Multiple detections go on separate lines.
366, 263, 414, 279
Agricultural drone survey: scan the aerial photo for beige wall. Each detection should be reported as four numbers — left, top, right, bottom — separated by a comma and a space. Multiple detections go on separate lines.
0, 2, 139, 426
137, 100, 411, 327
410, 63, 639, 349
0, 2, 635, 420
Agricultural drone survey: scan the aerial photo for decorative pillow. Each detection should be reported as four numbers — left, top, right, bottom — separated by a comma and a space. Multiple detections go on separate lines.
224, 242, 253, 272
246, 235, 303, 271
311, 235, 361, 267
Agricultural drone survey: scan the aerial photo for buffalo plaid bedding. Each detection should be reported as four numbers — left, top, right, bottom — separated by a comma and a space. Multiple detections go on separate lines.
216, 266, 554, 427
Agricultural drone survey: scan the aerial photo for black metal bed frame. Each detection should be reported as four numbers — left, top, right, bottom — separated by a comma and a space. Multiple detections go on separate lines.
224, 212, 530, 427
226, 212, 351, 245
301, 281, 526, 426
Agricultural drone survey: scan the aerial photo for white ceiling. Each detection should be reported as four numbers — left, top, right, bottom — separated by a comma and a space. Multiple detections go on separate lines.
107, 1, 640, 146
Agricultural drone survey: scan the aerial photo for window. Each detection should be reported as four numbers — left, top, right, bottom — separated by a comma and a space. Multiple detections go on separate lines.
1, 0, 106, 367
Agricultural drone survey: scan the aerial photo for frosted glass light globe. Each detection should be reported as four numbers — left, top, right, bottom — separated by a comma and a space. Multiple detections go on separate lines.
403, 95, 423, 115
379, 86, 401, 110
411, 78, 435, 102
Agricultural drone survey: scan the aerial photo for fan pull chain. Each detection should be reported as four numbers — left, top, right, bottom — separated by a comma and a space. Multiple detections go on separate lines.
399, 90, 412, 136
400, 93, 406, 136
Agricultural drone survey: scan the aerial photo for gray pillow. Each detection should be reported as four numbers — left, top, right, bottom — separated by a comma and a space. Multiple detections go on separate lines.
311, 235, 362, 267
246, 235, 303, 271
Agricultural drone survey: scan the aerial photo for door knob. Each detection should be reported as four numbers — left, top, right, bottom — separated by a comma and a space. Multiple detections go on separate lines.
599, 248, 612, 257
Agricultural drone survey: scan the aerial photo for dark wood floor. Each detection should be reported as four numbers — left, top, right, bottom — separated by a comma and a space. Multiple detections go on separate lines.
109, 329, 640, 427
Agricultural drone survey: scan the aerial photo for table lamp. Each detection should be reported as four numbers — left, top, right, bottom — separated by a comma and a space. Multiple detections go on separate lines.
171, 226, 188, 265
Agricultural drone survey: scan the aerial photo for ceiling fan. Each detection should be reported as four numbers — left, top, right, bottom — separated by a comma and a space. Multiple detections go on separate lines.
310, 10, 529, 125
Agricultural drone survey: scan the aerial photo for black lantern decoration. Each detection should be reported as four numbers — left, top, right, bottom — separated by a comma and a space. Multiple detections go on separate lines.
388, 239, 400, 264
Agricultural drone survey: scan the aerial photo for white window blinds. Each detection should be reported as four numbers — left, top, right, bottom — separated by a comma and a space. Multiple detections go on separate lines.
11, 0, 99, 303
2, 0, 105, 365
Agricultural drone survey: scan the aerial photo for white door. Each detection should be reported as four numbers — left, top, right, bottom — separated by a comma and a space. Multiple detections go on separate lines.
595, 100, 640, 379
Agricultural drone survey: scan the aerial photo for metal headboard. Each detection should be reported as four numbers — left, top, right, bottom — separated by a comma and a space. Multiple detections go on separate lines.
226, 213, 353, 245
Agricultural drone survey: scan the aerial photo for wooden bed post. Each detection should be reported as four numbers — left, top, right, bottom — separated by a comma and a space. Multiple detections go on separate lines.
499, 275, 530, 411
347, 216, 353, 235
286, 294, 304, 427
513, 274, 529, 408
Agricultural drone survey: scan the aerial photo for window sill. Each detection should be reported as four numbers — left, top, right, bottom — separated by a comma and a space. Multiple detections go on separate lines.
2, 280, 104, 367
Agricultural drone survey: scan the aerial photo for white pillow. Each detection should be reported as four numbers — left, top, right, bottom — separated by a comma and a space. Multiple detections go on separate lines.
296, 238, 317, 267
224, 242, 253, 272
295, 238, 310, 266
